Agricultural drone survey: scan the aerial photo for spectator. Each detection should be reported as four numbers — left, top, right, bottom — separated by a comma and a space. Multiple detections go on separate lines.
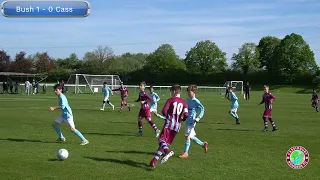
9, 81, 13, 93
14, 82, 19, 94
245, 82, 251, 100
3, 82, 8, 94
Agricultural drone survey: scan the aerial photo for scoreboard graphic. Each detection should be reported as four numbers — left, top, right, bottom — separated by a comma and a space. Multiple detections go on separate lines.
1, 0, 90, 17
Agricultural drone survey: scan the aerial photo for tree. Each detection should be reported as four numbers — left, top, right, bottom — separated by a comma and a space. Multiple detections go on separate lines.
257, 36, 281, 73
107, 53, 148, 82
0, 50, 10, 72
184, 40, 227, 75
79, 46, 114, 74
146, 44, 183, 75
274, 33, 318, 82
9, 51, 33, 73
36, 52, 54, 73
231, 42, 260, 76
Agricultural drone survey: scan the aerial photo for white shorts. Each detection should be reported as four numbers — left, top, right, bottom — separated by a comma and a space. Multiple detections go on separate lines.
103, 96, 109, 101
185, 126, 196, 138
150, 105, 157, 113
55, 116, 75, 129
230, 108, 238, 113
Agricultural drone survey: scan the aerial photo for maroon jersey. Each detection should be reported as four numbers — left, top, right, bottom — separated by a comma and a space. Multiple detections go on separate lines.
136, 91, 152, 110
112, 87, 129, 98
260, 92, 276, 110
312, 92, 318, 101
162, 96, 188, 132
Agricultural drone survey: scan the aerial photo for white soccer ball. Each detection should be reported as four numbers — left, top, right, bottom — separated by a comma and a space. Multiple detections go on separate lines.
57, 149, 69, 161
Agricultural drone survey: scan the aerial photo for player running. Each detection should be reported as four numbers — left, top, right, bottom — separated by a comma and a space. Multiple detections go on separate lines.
100, 82, 114, 111
311, 89, 319, 112
179, 85, 208, 159
136, 82, 161, 137
149, 85, 188, 168
227, 86, 240, 124
149, 86, 166, 120
112, 82, 130, 112
259, 85, 277, 132
50, 84, 89, 145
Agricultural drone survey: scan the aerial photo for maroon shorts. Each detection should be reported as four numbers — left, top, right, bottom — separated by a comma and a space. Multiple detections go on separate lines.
263, 109, 272, 118
138, 109, 151, 119
159, 128, 177, 145
121, 97, 127, 105
312, 100, 318, 106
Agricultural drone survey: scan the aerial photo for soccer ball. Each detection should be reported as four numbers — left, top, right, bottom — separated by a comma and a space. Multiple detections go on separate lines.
57, 149, 69, 161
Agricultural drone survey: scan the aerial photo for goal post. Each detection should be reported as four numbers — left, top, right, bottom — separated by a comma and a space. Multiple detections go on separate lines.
66, 74, 122, 94
221, 81, 244, 95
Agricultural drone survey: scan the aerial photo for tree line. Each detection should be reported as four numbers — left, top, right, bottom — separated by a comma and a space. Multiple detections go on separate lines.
0, 33, 318, 86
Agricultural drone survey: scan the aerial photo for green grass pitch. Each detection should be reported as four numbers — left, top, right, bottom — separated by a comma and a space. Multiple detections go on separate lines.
0, 89, 319, 180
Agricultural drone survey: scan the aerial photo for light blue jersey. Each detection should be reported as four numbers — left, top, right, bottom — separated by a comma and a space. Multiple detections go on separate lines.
186, 97, 204, 127
229, 92, 239, 108
102, 86, 112, 97
58, 93, 73, 120
150, 92, 160, 107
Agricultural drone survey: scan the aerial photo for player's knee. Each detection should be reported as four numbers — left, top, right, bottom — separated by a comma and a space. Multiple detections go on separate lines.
107, 100, 110, 103
70, 127, 76, 132
103, 100, 106, 103
52, 122, 58, 128
229, 111, 233, 114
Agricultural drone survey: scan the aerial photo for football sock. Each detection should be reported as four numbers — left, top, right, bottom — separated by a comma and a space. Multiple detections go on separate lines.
74, 129, 86, 141
138, 120, 143, 132
108, 101, 113, 107
147, 118, 158, 131
151, 148, 163, 164
159, 140, 170, 154
192, 136, 204, 146
268, 118, 276, 128
54, 127, 64, 139
102, 103, 106, 109
184, 140, 191, 154
229, 111, 237, 118
263, 117, 268, 129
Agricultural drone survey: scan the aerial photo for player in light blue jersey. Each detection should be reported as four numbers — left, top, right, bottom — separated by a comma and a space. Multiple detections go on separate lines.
50, 84, 89, 145
149, 86, 166, 120
179, 85, 208, 159
227, 87, 240, 124
100, 82, 114, 111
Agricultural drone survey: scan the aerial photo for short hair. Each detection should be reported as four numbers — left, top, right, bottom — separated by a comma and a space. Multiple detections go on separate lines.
187, 84, 197, 93
264, 85, 269, 88
120, 81, 123, 85
171, 84, 181, 93
313, 88, 316, 91
228, 86, 233, 90
103, 82, 107, 85
140, 81, 146, 86
149, 85, 154, 89
54, 84, 62, 90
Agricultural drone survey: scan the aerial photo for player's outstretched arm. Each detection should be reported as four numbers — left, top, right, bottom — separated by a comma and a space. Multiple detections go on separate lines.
270, 93, 276, 101
135, 94, 140, 102
49, 106, 60, 111
154, 93, 160, 102
196, 100, 204, 121
112, 88, 119, 91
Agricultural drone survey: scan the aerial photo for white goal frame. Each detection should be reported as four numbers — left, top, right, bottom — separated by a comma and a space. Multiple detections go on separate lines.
66, 74, 121, 94
223, 81, 244, 94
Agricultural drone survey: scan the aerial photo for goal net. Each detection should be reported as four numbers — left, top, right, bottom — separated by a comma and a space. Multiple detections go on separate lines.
66, 74, 122, 94
221, 81, 244, 95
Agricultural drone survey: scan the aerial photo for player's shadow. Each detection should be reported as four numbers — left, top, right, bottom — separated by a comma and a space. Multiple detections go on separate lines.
0, 138, 55, 144
85, 156, 150, 170
217, 128, 253, 132
48, 158, 59, 161
83, 132, 136, 137
105, 150, 155, 156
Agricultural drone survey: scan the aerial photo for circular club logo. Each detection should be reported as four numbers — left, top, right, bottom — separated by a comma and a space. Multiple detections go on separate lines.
286, 146, 309, 169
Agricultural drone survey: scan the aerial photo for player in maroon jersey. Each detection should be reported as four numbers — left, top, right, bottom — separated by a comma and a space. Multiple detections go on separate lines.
112, 82, 130, 112
258, 85, 277, 132
136, 81, 161, 137
311, 89, 319, 112
149, 84, 189, 168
